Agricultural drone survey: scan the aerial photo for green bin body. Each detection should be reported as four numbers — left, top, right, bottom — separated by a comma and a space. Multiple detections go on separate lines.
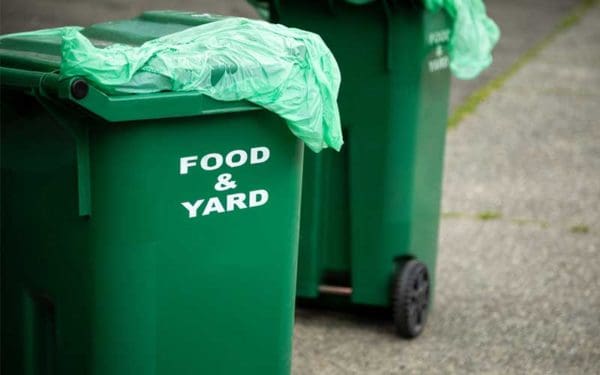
268, 0, 451, 307
1, 12, 304, 375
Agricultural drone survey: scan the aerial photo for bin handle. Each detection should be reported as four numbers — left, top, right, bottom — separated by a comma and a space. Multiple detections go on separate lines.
35, 84, 92, 218
0, 67, 93, 217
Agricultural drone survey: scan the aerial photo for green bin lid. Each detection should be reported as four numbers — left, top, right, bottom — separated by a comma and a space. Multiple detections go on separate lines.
0, 11, 259, 122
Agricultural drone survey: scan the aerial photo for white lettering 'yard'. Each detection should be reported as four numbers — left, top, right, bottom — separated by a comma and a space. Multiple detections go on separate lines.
181, 199, 204, 218
428, 56, 450, 72
181, 189, 270, 218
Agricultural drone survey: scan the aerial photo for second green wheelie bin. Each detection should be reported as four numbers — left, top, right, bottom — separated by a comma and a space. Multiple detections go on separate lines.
0, 11, 340, 375
253, 0, 452, 337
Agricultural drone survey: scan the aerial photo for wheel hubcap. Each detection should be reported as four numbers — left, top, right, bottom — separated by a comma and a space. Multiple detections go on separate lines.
409, 268, 429, 329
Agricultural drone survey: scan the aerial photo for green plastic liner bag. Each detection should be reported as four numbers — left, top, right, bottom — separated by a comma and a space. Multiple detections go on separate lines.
425, 0, 500, 79
2, 17, 343, 153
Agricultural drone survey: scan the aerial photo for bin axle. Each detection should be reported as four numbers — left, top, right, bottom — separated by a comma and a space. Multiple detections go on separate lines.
318, 285, 352, 296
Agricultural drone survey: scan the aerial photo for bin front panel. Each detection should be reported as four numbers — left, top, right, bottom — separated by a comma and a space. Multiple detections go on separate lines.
1, 91, 303, 375
277, 1, 450, 306
297, 144, 350, 296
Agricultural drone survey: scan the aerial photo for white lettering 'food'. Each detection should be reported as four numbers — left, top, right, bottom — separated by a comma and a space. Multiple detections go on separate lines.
225, 149, 248, 168
428, 29, 450, 45
180, 146, 271, 174
250, 147, 270, 165
180, 156, 198, 175
200, 153, 223, 171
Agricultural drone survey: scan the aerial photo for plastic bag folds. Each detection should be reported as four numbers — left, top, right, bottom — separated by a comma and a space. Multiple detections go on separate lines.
5, 17, 343, 153
425, 0, 500, 79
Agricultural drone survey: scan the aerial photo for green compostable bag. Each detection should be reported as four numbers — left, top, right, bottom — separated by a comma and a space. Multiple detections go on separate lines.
424, 0, 500, 79
248, 0, 499, 79
2, 17, 342, 153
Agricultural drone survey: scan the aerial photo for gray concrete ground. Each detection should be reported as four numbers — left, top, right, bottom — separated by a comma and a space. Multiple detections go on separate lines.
293, 2, 600, 374
2, 0, 598, 373
449, 0, 580, 111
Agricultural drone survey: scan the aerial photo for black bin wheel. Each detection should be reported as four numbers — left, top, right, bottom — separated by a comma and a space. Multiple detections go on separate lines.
392, 259, 430, 338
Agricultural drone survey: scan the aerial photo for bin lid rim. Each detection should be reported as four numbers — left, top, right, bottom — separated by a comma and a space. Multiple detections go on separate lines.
0, 11, 263, 121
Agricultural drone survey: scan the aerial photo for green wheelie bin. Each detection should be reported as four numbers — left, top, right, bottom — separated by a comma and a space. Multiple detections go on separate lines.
0, 11, 336, 375
252, 0, 452, 337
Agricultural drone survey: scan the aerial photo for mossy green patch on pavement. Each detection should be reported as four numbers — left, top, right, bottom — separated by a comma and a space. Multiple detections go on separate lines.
447, 0, 599, 129
570, 224, 590, 234
442, 210, 504, 222
477, 211, 502, 220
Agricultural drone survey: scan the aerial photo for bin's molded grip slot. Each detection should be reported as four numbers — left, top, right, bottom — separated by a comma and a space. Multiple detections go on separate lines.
35, 90, 92, 217
74, 130, 92, 217
67, 82, 260, 123
23, 290, 57, 375
382, 0, 394, 72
